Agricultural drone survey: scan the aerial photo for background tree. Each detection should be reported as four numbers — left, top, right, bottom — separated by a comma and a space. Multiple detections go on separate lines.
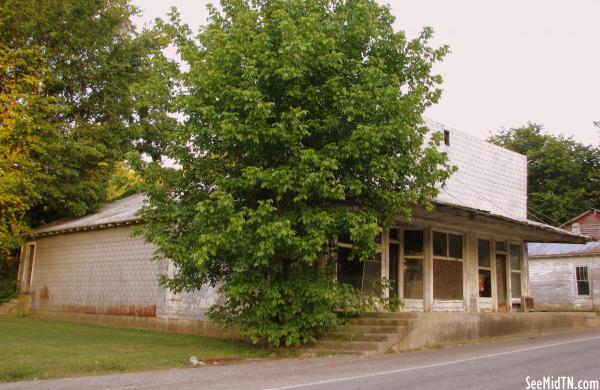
489, 123, 600, 225
0, 0, 176, 257
141, 0, 452, 346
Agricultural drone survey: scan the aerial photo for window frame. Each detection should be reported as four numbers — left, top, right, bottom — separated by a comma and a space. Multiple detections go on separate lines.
509, 243, 523, 303
400, 228, 425, 301
477, 238, 493, 299
575, 265, 590, 297
432, 229, 464, 301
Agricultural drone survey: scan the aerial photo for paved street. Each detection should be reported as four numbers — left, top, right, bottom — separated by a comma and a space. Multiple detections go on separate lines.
3, 328, 600, 390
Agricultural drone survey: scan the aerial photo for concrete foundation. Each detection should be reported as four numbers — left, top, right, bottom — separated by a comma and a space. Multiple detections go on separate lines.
392, 311, 600, 352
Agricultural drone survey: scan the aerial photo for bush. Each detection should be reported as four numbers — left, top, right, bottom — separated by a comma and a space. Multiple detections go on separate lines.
0, 256, 18, 304
336, 278, 403, 318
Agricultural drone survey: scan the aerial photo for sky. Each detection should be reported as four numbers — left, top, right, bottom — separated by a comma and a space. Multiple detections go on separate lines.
133, 0, 600, 146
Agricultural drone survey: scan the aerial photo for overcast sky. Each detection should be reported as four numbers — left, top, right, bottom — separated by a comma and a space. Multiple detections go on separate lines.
133, 0, 600, 146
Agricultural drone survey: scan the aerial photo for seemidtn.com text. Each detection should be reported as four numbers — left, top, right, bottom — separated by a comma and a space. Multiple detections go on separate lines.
526, 376, 600, 390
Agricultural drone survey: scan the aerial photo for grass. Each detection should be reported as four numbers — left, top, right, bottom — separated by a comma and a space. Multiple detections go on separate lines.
0, 316, 273, 383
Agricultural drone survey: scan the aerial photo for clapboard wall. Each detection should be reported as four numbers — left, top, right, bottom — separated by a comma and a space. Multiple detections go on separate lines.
529, 256, 599, 311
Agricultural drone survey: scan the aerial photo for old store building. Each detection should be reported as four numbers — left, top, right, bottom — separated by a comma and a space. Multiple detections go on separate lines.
15, 119, 584, 323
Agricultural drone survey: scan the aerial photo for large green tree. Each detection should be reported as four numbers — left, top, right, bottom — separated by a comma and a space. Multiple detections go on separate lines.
141, 0, 452, 346
0, 0, 175, 258
489, 123, 600, 225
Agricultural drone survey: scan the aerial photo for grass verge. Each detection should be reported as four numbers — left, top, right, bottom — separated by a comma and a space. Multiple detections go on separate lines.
0, 316, 272, 383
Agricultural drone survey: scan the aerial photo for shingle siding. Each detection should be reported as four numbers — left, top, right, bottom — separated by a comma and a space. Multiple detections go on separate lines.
29, 226, 217, 319
426, 119, 528, 221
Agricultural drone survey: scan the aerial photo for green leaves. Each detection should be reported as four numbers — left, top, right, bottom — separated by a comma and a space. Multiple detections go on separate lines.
490, 123, 600, 225
141, 0, 451, 346
0, 0, 175, 257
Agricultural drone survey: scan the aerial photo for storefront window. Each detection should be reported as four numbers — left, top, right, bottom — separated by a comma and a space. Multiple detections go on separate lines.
433, 231, 463, 300
478, 239, 492, 298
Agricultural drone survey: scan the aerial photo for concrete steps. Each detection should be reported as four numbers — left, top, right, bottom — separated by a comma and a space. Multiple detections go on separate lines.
0, 295, 31, 316
304, 313, 412, 356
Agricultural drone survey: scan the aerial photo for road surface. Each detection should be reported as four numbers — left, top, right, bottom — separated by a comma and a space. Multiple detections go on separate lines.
3, 328, 600, 390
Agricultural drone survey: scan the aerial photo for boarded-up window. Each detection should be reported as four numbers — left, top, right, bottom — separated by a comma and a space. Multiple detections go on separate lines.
433, 231, 463, 300
576, 266, 590, 296
478, 239, 492, 297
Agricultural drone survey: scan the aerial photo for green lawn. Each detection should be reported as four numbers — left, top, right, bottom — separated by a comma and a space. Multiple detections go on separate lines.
0, 316, 272, 383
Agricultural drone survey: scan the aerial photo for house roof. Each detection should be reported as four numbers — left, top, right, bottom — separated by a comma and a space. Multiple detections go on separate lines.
528, 242, 600, 258
31, 194, 146, 238
560, 209, 600, 227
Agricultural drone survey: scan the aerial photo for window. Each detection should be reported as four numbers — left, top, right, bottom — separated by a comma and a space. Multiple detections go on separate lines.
337, 246, 362, 290
388, 229, 400, 298
21, 243, 36, 294
510, 244, 522, 298
478, 239, 492, 298
443, 130, 450, 146
336, 240, 381, 293
433, 231, 463, 300
403, 230, 423, 299
576, 266, 590, 296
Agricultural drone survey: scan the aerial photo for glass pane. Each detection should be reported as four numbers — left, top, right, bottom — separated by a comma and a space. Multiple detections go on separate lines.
478, 239, 491, 267
337, 247, 362, 290
496, 241, 506, 252
433, 231, 447, 257
577, 281, 590, 296
404, 258, 423, 299
404, 230, 423, 256
511, 272, 522, 298
389, 228, 399, 241
362, 252, 382, 293
496, 254, 508, 309
449, 234, 463, 259
479, 270, 492, 297
388, 243, 399, 298
510, 245, 521, 270
433, 259, 463, 300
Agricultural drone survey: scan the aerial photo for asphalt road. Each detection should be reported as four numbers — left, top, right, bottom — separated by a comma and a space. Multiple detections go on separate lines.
3, 328, 600, 390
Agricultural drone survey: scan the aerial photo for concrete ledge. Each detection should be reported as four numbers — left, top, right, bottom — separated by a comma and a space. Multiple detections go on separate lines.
31, 310, 241, 340
392, 312, 600, 352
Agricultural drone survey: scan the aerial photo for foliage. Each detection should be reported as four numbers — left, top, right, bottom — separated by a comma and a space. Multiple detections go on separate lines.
489, 123, 600, 224
0, 0, 175, 257
141, 0, 452, 346
106, 162, 144, 202
0, 316, 270, 383
0, 255, 18, 304
336, 279, 402, 318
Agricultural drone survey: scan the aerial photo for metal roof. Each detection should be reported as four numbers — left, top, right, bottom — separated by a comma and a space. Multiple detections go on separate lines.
528, 242, 600, 258
32, 194, 146, 237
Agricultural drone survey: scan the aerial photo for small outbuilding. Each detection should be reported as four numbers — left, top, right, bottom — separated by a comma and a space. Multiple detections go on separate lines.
529, 209, 600, 311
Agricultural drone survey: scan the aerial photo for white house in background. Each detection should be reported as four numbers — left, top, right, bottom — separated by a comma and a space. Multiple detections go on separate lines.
16, 119, 584, 325
529, 209, 600, 311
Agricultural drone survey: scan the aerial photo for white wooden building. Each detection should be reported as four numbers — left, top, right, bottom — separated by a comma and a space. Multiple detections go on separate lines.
16, 119, 584, 320
528, 210, 600, 311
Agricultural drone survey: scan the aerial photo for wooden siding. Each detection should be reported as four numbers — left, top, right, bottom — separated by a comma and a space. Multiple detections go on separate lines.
529, 256, 600, 311
562, 210, 600, 240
